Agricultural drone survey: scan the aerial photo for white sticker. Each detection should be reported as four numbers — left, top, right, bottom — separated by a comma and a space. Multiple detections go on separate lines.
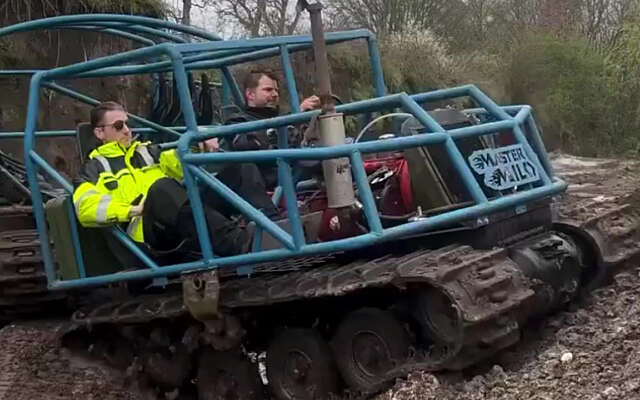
468, 144, 540, 190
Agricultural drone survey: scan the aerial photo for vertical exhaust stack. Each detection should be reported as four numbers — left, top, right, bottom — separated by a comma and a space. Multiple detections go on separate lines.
299, 0, 355, 210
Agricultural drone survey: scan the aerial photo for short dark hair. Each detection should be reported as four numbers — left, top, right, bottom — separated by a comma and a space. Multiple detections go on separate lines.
90, 101, 125, 128
242, 70, 279, 94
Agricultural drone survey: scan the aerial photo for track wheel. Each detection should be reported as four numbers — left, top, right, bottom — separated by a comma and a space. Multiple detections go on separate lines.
197, 350, 264, 400
331, 308, 410, 391
267, 329, 339, 400
411, 287, 462, 345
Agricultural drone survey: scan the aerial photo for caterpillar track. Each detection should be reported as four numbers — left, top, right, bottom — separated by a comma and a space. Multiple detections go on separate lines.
0, 205, 67, 321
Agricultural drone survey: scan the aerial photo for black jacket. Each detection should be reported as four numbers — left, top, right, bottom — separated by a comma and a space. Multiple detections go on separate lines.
222, 106, 280, 151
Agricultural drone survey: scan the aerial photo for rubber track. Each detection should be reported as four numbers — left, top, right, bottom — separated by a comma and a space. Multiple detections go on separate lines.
0, 207, 66, 319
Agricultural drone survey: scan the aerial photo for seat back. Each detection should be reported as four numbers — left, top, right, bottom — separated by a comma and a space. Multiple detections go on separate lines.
45, 195, 125, 279
76, 122, 100, 161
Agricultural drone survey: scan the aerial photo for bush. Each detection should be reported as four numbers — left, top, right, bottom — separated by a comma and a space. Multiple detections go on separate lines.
502, 32, 621, 156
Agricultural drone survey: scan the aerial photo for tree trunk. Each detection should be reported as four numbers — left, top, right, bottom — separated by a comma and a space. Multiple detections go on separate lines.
182, 0, 191, 26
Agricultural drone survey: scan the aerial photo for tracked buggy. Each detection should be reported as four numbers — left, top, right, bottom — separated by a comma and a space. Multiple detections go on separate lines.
0, 5, 639, 400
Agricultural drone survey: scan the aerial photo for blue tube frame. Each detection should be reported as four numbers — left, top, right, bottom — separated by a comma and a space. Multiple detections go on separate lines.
0, 15, 563, 292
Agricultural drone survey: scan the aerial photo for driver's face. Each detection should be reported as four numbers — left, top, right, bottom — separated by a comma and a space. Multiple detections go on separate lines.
94, 110, 132, 147
246, 75, 280, 108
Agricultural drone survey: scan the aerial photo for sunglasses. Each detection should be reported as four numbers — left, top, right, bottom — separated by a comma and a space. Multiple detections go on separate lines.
98, 120, 128, 131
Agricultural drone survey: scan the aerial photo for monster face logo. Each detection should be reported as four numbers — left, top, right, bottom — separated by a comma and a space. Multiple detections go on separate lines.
468, 144, 540, 190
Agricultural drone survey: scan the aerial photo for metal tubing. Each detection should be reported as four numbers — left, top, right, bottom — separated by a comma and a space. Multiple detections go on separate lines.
351, 151, 383, 234
382, 179, 566, 240
0, 70, 42, 75
222, 73, 232, 106
188, 93, 407, 143
0, 14, 221, 41
514, 105, 531, 125
188, 165, 295, 250
468, 85, 514, 121
43, 82, 181, 139
410, 85, 474, 104
526, 114, 554, 178
167, 51, 217, 261
399, 93, 445, 132
400, 93, 487, 203
469, 86, 551, 186
367, 37, 386, 97
108, 227, 160, 270
222, 67, 244, 107
61, 25, 157, 45
76, 47, 251, 78
271, 127, 290, 206
0, 125, 191, 139
172, 29, 372, 54
71, 34, 363, 79
280, 45, 300, 112
443, 138, 488, 203
65, 199, 87, 278
252, 227, 264, 252
180, 155, 215, 260
48, 179, 567, 290
183, 131, 449, 164
43, 42, 170, 79
23, 73, 57, 286
29, 151, 73, 193
513, 123, 551, 185
61, 22, 187, 43
278, 159, 305, 249
168, 49, 198, 133
77, 38, 360, 78
447, 120, 514, 140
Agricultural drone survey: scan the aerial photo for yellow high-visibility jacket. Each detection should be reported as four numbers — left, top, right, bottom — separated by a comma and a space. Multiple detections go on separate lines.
72, 140, 183, 242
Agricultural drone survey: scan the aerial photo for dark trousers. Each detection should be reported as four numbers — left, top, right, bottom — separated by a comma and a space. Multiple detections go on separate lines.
142, 163, 277, 256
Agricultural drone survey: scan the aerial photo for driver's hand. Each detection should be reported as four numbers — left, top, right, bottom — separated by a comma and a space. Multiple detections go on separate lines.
128, 196, 146, 218
199, 138, 220, 152
300, 95, 321, 111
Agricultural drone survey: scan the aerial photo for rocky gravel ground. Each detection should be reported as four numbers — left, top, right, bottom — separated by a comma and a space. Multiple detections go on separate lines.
378, 270, 640, 400
0, 320, 145, 400
1, 153, 640, 400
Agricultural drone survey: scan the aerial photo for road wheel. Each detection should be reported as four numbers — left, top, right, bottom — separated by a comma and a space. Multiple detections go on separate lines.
267, 328, 339, 400
331, 308, 409, 391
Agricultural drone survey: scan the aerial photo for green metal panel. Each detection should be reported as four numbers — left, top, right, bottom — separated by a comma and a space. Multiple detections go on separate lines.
45, 196, 123, 279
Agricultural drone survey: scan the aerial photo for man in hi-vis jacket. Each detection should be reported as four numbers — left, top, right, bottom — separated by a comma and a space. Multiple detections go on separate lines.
73, 101, 277, 256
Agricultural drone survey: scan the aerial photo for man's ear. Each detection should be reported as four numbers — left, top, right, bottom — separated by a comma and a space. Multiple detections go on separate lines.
94, 127, 105, 142
245, 88, 255, 103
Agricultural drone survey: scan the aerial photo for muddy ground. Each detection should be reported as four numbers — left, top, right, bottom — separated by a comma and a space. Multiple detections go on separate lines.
1, 153, 639, 400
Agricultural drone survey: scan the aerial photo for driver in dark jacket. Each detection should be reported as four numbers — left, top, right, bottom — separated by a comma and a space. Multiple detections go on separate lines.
223, 71, 320, 187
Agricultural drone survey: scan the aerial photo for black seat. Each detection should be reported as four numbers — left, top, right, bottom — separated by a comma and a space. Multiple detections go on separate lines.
76, 122, 100, 161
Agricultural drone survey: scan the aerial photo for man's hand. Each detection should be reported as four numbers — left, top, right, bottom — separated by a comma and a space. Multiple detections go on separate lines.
128, 196, 146, 218
198, 138, 220, 153
300, 95, 321, 111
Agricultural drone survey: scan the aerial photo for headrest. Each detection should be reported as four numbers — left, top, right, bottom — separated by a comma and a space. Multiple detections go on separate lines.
76, 122, 100, 161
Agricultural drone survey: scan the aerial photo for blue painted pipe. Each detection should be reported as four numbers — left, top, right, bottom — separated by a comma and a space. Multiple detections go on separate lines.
0, 14, 222, 41
47, 179, 567, 290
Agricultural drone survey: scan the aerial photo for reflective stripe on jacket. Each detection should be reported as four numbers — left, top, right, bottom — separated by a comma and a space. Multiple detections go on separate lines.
72, 140, 183, 242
